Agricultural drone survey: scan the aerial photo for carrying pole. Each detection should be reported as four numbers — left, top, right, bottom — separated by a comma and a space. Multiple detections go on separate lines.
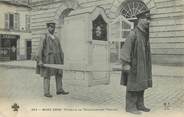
43, 64, 123, 72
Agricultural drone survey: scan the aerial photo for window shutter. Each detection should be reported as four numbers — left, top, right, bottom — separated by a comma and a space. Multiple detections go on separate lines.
14, 13, 20, 30
26, 15, 30, 31
5, 13, 9, 29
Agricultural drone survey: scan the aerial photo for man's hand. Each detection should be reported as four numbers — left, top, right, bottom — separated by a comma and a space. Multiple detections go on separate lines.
123, 64, 131, 71
38, 61, 43, 66
120, 60, 131, 71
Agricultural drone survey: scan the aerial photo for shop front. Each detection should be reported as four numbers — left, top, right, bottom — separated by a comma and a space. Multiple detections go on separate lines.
0, 34, 19, 61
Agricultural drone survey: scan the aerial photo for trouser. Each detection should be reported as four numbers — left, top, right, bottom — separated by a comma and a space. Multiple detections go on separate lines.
126, 90, 144, 111
44, 73, 63, 95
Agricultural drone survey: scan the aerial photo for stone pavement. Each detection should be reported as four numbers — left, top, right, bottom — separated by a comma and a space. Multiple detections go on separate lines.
0, 61, 184, 117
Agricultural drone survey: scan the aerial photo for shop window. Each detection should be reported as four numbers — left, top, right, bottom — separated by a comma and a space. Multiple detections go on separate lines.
0, 34, 19, 61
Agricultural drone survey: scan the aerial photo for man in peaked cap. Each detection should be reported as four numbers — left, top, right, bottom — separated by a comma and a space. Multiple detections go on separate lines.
120, 10, 152, 114
136, 10, 151, 20
46, 22, 55, 28
36, 22, 69, 98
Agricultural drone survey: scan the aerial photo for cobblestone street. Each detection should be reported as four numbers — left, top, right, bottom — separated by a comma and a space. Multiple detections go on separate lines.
0, 66, 184, 117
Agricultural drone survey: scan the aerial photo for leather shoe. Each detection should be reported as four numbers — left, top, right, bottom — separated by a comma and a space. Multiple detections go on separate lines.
126, 110, 141, 115
137, 106, 150, 112
56, 90, 69, 95
44, 94, 53, 98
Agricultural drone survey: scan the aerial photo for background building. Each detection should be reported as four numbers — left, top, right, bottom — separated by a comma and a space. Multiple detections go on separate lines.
30, 0, 184, 65
0, 1, 31, 61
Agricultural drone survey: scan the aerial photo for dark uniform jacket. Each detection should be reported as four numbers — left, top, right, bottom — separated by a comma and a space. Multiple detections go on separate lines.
36, 32, 64, 77
120, 27, 152, 91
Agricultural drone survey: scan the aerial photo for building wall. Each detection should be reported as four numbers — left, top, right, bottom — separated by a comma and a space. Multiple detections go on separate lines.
0, 2, 31, 60
30, 0, 184, 65
150, 0, 184, 65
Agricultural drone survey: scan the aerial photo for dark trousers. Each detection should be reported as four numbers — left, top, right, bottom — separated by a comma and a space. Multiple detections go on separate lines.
126, 90, 144, 111
44, 73, 63, 95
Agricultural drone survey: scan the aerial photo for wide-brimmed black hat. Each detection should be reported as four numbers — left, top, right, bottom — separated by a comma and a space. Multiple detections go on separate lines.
136, 10, 151, 19
46, 22, 56, 27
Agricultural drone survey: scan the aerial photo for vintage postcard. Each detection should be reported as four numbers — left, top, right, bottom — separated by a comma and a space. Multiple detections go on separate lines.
0, 0, 184, 117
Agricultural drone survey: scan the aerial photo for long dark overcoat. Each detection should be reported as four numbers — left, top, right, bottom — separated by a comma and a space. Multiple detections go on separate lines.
36, 33, 64, 77
120, 27, 152, 91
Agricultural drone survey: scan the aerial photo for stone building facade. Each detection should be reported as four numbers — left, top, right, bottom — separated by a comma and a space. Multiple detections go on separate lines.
30, 0, 184, 65
0, 1, 31, 61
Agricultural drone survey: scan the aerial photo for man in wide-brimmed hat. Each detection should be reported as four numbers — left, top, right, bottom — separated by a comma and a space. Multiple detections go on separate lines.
36, 22, 69, 98
120, 10, 152, 114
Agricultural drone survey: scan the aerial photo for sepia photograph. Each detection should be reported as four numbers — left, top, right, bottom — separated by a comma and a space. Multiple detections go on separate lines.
0, 0, 184, 117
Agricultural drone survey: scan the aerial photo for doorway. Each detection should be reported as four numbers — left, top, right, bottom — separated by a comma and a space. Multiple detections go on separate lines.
26, 41, 32, 60
10, 39, 17, 60
119, 0, 148, 27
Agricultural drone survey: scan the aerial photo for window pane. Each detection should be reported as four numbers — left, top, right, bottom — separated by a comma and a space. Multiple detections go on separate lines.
9, 14, 14, 29
26, 15, 30, 31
